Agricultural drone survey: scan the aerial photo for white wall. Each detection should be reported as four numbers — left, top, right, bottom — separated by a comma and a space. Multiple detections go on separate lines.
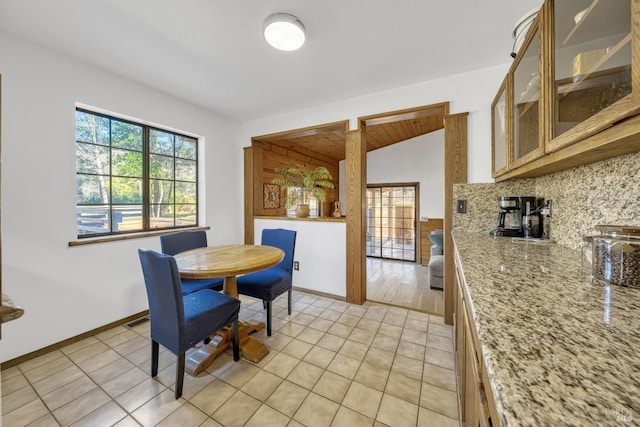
240, 64, 511, 184
239, 64, 511, 305
337, 131, 444, 219
366, 130, 444, 219
0, 31, 242, 362
1, 28, 511, 363
254, 219, 346, 298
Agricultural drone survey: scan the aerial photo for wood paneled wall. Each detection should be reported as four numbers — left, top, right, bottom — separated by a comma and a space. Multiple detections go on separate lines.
259, 141, 339, 217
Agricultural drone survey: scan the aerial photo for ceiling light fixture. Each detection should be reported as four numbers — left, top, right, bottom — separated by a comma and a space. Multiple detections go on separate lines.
263, 13, 305, 51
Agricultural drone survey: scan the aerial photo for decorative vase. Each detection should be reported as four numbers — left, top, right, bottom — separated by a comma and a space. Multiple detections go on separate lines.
295, 204, 310, 218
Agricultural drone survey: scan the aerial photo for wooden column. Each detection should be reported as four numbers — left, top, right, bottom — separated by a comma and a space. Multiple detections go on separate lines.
243, 144, 263, 244
444, 112, 468, 325
633, 0, 640, 106
345, 129, 366, 304
0, 74, 2, 339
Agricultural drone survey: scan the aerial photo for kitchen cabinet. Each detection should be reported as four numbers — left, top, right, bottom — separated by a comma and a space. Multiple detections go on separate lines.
511, 19, 544, 170
454, 267, 466, 421
454, 248, 498, 427
452, 232, 640, 425
491, 76, 509, 176
492, 0, 640, 181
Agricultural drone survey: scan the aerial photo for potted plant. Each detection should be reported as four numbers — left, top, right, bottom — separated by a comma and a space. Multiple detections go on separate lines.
272, 161, 335, 217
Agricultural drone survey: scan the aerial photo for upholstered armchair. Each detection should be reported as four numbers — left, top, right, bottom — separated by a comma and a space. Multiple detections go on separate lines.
428, 229, 444, 289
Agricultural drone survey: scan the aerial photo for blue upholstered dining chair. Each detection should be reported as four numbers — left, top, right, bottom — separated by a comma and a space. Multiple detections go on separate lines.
138, 249, 240, 399
160, 230, 224, 294
237, 228, 297, 336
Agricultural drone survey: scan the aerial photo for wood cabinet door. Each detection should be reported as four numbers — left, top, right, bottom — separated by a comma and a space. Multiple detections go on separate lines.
454, 270, 466, 421
464, 308, 481, 427
547, 0, 638, 153
492, 75, 510, 177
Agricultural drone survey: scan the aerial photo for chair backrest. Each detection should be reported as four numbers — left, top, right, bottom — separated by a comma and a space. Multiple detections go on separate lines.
160, 230, 208, 256
138, 248, 185, 353
261, 228, 297, 274
428, 229, 444, 250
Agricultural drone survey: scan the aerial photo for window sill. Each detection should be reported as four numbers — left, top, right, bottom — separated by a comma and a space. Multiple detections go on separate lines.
254, 215, 346, 223
68, 226, 211, 247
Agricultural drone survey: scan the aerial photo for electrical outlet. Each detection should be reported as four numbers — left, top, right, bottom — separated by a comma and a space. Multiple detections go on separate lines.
294, 261, 299, 271
456, 199, 467, 214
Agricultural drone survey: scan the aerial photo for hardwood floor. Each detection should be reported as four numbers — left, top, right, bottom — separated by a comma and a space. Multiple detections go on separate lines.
366, 257, 443, 315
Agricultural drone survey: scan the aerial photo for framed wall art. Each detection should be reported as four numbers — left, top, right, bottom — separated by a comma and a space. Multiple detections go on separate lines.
263, 184, 281, 209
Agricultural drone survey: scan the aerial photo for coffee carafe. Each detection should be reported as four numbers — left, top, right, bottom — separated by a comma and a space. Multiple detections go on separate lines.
523, 212, 541, 238
490, 196, 541, 238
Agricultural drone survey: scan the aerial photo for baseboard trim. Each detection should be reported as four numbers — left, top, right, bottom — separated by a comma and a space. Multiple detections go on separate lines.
1, 310, 149, 370
366, 298, 443, 317
292, 286, 345, 301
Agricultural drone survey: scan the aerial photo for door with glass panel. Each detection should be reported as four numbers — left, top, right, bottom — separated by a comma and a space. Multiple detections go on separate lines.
366, 185, 416, 261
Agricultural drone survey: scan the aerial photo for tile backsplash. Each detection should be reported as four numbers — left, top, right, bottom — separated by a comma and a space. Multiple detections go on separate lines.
453, 151, 640, 249
452, 179, 534, 234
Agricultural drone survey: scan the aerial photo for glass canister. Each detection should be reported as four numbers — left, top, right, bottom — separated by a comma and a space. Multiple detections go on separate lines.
581, 235, 594, 281
591, 225, 640, 288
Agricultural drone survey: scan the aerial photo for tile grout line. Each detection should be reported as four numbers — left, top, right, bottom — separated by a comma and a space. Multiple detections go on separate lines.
4, 292, 457, 426
58, 324, 153, 426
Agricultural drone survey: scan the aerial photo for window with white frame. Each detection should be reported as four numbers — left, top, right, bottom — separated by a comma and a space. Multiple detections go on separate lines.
75, 109, 199, 237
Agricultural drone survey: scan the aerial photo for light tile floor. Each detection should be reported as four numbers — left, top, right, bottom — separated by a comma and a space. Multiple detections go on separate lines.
1, 291, 459, 427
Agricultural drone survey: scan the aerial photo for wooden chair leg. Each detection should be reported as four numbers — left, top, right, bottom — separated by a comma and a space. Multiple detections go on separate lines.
232, 319, 240, 361
288, 289, 292, 315
266, 301, 273, 336
175, 353, 185, 399
151, 340, 159, 377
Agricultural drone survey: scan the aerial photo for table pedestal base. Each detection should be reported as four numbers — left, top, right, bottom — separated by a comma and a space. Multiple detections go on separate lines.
185, 319, 269, 376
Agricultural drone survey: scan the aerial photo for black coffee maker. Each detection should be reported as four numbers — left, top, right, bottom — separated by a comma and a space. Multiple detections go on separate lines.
490, 196, 542, 238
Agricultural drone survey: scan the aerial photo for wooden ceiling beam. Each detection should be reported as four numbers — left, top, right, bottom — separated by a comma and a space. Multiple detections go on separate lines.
251, 103, 448, 162
253, 120, 348, 143
361, 102, 448, 126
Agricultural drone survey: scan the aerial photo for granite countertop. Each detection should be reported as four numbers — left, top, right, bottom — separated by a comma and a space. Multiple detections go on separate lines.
452, 232, 639, 426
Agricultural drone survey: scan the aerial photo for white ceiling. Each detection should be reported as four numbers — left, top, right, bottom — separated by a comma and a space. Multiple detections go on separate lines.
0, 0, 542, 122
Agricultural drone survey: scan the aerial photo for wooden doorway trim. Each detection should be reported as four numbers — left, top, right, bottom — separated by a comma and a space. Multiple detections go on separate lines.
243, 120, 349, 245
243, 103, 467, 319
443, 112, 468, 324
243, 145, 263, 244
350, 103, 450, 307
345, 129, 367, 304
347, 104, 467, 325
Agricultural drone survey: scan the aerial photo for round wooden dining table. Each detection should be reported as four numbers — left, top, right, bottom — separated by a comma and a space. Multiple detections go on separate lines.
174, 244, 284, 373
175, 244, 284, 297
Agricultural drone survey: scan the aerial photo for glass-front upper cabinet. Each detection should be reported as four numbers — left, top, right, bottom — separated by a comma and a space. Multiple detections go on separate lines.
492, 77, 509, 177
511, 21, 544, 168
550, 0, 632, 149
